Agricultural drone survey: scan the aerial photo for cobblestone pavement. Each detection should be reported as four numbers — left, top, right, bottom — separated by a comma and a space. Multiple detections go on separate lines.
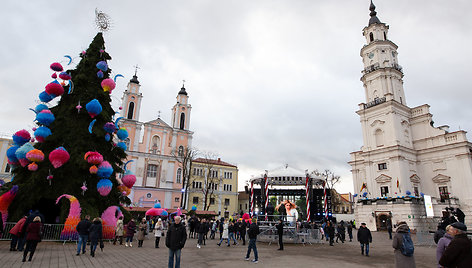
0, 230, 437, 268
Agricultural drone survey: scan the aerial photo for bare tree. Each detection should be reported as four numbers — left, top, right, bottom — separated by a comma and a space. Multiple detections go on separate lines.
198, 152, 220, 211
172, 146, 198, 209
314, 169, 342, 211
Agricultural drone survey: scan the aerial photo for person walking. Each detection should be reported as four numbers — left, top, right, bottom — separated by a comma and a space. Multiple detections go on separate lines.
357, 223, 372, 256
137, 217, 147, 247
166, 216, 187, 268
113, 216, 124, 245
217, 219, 229, 246
88, 218, 103, 257
439, 222, 472, 267
75, 215, 92, 255
197, 218, 206, 248
436, 224, 453, 268
387, 220, 393, 240
210, 220, 217, 240
9, 215, 27, 251
218, 218, 224, 240
22, 216, 42, 262
245, 218, 260, 263
276, 219, 284, 250
125, 218, 136, 247
392, 221, 416, 268
228, 221, 238, 245
327, 221, 335, 246
347, 223, 353, 242
154, 218, 163, 248
240, 219, 247, 245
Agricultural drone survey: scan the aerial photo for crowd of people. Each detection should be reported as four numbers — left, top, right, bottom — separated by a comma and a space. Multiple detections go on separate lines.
2, 207, 472, 267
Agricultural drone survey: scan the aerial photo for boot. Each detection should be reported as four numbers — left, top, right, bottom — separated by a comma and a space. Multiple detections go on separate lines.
125, 242, 129, 247
130, 242, 133, 247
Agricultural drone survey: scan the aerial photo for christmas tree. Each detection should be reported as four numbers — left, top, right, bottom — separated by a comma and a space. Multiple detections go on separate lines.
2, 33, 132, 224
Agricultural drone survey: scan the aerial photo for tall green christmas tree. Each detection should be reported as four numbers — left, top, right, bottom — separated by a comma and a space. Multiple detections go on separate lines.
3, 33, 130, 223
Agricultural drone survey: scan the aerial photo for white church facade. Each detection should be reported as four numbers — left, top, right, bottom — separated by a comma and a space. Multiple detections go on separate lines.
349, 2, 472, 231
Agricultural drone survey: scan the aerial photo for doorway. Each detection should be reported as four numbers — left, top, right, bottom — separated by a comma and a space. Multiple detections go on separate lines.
375, 212, 391, 231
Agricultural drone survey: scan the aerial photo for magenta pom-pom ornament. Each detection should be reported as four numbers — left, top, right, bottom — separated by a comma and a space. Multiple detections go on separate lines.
45, 81, 64, 97
50, 62, 63, 72
13, 129, 31, 146
51, 73, 57, 79
122, 170, 136, 188
84, 151, 103, 165
49, 147, 70, 168
59, 72, 71, 80
97, 179, 113, 196
101, 78, 116, 93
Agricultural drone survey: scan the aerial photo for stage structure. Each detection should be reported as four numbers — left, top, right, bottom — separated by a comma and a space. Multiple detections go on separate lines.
246, 165, 333, 222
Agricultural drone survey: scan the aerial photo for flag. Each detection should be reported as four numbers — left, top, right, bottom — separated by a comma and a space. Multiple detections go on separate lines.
360, 182, 367, 192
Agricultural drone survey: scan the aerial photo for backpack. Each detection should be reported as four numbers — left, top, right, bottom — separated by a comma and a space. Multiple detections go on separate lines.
401, 233, 414, 257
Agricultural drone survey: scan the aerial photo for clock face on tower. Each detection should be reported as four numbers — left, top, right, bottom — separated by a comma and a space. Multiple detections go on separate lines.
368, 52, 375, 59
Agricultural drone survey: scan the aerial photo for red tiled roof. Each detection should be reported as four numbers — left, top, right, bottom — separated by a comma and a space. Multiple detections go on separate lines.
193, 158, 237, 168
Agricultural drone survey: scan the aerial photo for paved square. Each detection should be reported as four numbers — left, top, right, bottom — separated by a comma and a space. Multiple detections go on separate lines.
0, 230, 437, 267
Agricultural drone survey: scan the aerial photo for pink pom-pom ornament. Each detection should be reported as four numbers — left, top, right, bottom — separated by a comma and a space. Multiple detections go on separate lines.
49, 147, 70, 168
28, 162, 38, 171
26, 149, 45, 162
50, 62, 63, 72
84, 151, 103, 165
122, 171, 136, 188
101, 78, 116, 93
51, 73, 57, 79
45, 82, 64, 97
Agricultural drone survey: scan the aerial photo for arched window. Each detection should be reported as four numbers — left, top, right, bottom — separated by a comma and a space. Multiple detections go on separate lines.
369, 32, 374, 42
127, 102, 135, 119
375, 129, 384, 147
180, 113, 185, 130
178, 146, 184, 157
151, 135, 160, 154
125, 138, 131, 150
176, 168, 182, 184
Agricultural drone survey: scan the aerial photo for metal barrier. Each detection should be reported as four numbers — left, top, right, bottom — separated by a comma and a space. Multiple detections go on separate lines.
1, 222, 116, 242
415, 231, 436, 247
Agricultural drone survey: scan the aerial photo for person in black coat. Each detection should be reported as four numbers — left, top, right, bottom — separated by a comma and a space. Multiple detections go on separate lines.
239, 219, 247, 245
197, 218, 206, 248
276, 219, 284, 250
439, 222, 472, 268
166, 216, 187, 268
327, 221, 335, 246
245, 218, 260, 263
357, 223, 372, 256
75, 215, 92, 255
347, 223, 353, 242
88, 218, 103, 257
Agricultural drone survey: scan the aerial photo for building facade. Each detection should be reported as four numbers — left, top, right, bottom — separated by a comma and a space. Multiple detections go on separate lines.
120, 74, 194, 209
349, 2, 472, 231
188, 158, 238, 218
0, 137, 13, 185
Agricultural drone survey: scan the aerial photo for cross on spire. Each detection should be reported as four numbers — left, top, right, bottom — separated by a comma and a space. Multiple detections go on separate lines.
133, 64, 140, 76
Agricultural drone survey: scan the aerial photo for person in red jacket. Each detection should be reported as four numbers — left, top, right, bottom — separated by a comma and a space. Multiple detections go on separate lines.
9, 215, 27, 251
22, 216, 42, 262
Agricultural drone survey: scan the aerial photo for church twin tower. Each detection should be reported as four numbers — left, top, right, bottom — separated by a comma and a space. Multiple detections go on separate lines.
350, 1, 472, 230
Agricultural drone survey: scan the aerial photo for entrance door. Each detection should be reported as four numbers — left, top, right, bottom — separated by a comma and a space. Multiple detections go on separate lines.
375, 212, 391, 231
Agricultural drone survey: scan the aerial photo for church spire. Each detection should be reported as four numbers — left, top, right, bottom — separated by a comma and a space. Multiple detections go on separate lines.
368, 0, 381, 26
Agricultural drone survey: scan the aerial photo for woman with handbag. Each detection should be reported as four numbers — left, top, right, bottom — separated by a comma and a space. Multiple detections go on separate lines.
137, 217, 147, 247
22, 216, 42, 262
154, 218, 163, 248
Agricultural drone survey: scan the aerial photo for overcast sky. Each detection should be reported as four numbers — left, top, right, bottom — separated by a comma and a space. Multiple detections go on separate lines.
1, 1, 471, 194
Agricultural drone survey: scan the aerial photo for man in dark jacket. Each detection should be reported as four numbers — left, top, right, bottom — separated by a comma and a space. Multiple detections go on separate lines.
166, 216, 187, 268
239, 219, 247, 245
439, 222, 472, 268
357, 223, 372, 256
327, 221, 335, 246
245, 218, 260, 263
276, 219, 284, 250
75, 215, 91, 255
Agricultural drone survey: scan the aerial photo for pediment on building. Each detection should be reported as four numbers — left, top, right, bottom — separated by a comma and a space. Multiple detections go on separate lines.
370, 120, 385, 127
375, 174, 392, 183
410, 174, 420, 183
146, 118, 171, 128
432, 174, 451, 183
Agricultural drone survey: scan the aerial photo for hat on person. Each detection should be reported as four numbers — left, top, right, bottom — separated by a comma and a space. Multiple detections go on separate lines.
361, 222, 366, 226
451, 222, 467, 231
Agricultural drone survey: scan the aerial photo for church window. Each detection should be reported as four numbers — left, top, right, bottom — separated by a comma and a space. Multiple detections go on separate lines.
151, 136, 160, 154
414, 186, 419, 197
439, 186, 449, 202
147, 164, 158, 177
380, 186, 389, 197
178, 146, 184, 157
176, 168, 182, 184
400, 97, 403, 104
125, 138, 131, 150
378, 163, 387, 170
369, 32, 374, 42
180, 113, 185, 130
375, 129, 384, 147
127, 102, 135, 119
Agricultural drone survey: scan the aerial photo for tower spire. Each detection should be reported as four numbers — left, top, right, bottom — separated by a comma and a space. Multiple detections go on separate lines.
368, 0, 381, 26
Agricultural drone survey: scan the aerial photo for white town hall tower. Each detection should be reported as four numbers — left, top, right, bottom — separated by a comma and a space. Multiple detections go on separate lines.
349, 1, 472, 231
